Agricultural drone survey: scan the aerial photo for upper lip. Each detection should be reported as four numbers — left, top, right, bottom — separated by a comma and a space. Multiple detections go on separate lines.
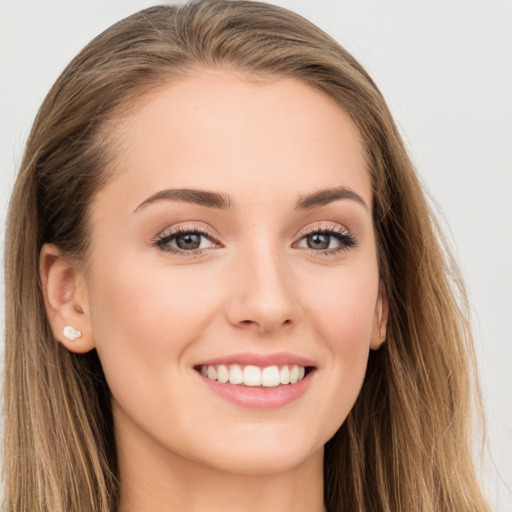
195, 352, 316, 368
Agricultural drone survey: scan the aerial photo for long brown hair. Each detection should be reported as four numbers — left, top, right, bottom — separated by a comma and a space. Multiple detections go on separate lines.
3, 1, 489, 511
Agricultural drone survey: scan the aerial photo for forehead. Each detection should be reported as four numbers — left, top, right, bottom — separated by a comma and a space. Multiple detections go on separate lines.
96, 70, 371, 214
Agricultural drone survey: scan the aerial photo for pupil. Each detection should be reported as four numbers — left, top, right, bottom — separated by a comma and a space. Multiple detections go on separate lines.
176, 233, 201, 250
307, 233, 330, 250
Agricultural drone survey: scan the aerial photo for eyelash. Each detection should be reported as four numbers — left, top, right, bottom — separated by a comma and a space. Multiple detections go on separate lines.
293, 224, 357, 256
153, 223, 357, 257
154, 224, 221, 256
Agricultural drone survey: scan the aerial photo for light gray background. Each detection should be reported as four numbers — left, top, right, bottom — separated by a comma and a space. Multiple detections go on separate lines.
1, 0, 511, 509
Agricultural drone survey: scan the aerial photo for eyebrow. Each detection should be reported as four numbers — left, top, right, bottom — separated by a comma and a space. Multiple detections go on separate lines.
295, 186, 368, 211
133, 186, 368, 213
133, 188, 233, 213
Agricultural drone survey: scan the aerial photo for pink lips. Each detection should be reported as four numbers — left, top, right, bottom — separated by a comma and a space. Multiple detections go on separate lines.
194, 352, 316, 409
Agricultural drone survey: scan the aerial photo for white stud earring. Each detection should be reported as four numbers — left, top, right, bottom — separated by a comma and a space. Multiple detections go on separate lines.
63, 325, 82, 341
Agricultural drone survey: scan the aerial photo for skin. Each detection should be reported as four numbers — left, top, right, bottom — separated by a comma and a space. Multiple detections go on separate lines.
41, 70, 387, 512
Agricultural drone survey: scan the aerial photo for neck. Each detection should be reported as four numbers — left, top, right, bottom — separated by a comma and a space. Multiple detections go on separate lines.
116, 421, 326, 512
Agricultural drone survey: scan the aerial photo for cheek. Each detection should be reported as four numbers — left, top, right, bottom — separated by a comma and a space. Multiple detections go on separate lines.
86, 256, 222, 381
84, 256, 228, 439
304, 264, 378, 345
300, 265, 378, 425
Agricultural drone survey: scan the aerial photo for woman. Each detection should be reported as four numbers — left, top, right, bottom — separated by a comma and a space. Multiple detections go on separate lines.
3, 1, 490, 511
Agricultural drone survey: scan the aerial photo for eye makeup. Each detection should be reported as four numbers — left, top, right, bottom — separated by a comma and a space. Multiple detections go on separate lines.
153, 223, 222, 256
293, 222, 357, 257
152, 221, 357, 258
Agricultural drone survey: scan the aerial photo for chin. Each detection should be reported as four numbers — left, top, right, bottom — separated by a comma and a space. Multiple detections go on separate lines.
182, 422, 332, 476
203, 444, 324, 476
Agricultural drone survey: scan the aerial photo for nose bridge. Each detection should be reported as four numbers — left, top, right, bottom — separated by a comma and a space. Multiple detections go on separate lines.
226, 232, 299, 334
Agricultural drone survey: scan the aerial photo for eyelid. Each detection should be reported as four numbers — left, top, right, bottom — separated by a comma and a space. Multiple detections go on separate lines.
156, 223, 219, 241
153, 223, 223, 255
292, 221, 358, 255
294, 221, 351, 240
152, 221, 357, 257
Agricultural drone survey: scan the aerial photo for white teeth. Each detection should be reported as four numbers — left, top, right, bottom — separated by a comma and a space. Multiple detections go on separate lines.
261, 365, 280, 387
228, 364, 243, 385
207, 365, 217, 381
217, 364, 229, 383
289, 365, 299, 384
243, 365, 261, 386
279, 365, 290, 385
200, 363, 308, 387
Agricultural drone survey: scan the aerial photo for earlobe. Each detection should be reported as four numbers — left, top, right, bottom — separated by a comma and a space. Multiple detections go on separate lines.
370, 282, 389, 350
40, 243, 95, 353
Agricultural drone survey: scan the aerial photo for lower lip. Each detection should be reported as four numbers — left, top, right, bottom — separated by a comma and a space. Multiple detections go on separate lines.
197, 371, 314, 409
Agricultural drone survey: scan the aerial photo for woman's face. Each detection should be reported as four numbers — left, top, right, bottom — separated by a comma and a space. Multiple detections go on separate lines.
80, 70, 385, 475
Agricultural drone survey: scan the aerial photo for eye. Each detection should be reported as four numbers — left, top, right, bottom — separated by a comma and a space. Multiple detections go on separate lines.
294, 225, 357, 255
303, 233, 334, 250
174, 232, 203, 250
154, 225, 221, 255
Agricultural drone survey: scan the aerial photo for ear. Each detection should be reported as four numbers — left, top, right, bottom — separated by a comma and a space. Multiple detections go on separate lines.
370, 282, 388, 350
40, 243, 95, 353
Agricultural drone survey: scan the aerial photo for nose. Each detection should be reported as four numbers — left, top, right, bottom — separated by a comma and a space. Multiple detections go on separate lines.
225, 243, 301, 335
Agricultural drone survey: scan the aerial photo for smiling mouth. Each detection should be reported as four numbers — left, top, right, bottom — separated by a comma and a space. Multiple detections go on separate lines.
195, 364, 314, 388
